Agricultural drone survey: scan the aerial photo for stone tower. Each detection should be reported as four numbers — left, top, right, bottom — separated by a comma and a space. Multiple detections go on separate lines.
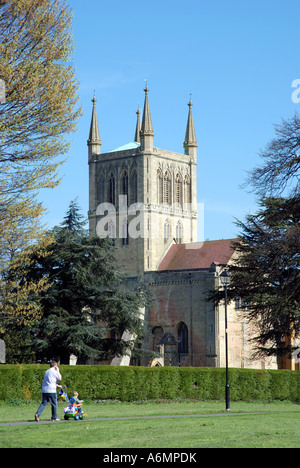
88, 88, 198, 278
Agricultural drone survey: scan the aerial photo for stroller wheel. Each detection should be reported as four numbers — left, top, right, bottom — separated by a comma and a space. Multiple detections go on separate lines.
64, 415, 69, 420
75, 414, 79, 420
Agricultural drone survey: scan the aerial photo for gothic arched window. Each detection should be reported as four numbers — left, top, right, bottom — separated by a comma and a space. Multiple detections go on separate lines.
164, 219, 170, 244
97, 173, 104, 203
120, 170, 128, 206
175, 173, 183, 207
184, 174, 191, 205
177, 322, 188, 354
157, 169, 163, 205
108, 173, 115, 206
164, 171, 172, 205
176, 222, 182, 244
130, 169, 137, 205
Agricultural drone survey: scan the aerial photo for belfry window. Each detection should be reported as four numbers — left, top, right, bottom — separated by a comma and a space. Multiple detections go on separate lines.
175, 173, 183, 207
130, 170, 137, 205
108, 173, 115, 206
184, 175, 191, 205
157, 169, 163, 204
97, 174, 104, 203
163, 171, 172, 205
121, 171, 128, 205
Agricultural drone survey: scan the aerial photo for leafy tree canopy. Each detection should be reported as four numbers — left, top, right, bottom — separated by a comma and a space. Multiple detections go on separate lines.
246, 113, 300, 197
0, 1, 81, 340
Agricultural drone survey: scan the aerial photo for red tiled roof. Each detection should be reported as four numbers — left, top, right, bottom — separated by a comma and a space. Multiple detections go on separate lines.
158, 239, 238, 271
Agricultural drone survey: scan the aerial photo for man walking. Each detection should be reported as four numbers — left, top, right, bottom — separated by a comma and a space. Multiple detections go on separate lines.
34, 361, 62, 422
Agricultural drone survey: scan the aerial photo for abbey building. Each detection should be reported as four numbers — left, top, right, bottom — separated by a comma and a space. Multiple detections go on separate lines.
87, 87, 279, 370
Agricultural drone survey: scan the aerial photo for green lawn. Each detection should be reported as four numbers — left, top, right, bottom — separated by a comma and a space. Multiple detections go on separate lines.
0, 400, 299, 448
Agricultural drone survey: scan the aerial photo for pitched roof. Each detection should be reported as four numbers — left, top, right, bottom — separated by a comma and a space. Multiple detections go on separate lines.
158, 239, 238, 271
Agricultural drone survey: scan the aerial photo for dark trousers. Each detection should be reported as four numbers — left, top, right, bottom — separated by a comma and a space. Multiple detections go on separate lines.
36, 393, 58, 420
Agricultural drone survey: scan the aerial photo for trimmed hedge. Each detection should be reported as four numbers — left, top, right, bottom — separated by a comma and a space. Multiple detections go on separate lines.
0, 365, 299, 402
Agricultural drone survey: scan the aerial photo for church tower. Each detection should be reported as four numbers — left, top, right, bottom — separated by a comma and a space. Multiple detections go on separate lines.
88, 88, 198, 278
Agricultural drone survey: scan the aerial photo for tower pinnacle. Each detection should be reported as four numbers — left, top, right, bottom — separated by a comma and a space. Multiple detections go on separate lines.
183, 99, 197, 158
134, 107, 141, 143
87, 96, 101, 157
140, 86, 154, 152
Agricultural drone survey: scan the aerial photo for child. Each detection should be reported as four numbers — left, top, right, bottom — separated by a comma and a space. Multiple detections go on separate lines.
72, 391, 84, 415
72, 391, 84, 405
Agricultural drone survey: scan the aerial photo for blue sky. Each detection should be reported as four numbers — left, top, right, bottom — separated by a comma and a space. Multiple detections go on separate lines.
39, 0, 300, 240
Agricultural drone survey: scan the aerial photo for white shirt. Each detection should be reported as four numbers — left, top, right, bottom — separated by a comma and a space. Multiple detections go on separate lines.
41, 367, 62, 393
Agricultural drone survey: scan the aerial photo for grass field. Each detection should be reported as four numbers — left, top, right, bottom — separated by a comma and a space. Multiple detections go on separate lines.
0, 400, 299, 448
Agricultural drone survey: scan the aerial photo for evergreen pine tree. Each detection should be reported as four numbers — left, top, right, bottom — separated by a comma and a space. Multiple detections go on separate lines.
23, 201, 145, 364
226, 196, 300, 358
